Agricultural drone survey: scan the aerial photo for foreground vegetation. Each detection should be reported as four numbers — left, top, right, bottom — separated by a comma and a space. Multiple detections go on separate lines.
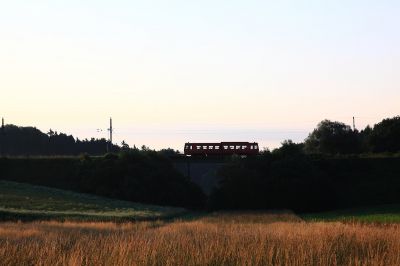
0, 180, 185, 221
1, 212, 400, 265
2, 182, 400, 265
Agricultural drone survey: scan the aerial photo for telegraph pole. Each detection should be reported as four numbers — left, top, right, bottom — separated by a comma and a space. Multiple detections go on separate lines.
108, 117, 113, 152
98, 118, 113, 153
353, 116, 356, 131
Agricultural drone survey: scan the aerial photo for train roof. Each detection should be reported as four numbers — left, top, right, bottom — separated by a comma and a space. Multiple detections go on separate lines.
185, 142, 258, 145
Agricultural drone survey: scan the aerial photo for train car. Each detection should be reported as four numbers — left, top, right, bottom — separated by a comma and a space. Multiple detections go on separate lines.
184, 142, 259, 156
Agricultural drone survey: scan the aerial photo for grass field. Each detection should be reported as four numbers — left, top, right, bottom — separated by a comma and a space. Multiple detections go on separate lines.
2, 181, 400, 265
1, 213, 400, 265
0, 180, 185, 221
302, 204, 400, 223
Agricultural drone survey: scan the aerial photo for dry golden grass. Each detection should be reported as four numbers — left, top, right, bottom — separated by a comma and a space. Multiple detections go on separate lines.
1, 213, 400, 265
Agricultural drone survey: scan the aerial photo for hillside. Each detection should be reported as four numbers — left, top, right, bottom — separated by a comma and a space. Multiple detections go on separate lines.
0, 180, 186, 221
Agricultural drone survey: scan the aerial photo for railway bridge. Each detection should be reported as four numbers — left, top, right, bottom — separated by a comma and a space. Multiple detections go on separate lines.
171, 156, 227, 195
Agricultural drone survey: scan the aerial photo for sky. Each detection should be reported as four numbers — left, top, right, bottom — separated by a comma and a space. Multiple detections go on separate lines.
1, 1, 399, 151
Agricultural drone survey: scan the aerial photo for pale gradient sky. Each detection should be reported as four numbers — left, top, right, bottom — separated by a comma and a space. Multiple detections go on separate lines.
1, 1, 399, 150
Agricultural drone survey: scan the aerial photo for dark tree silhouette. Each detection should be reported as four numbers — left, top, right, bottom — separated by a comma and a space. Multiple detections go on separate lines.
369, 116, 400, 153
304, 120, 361, 154
121, 140, 130, 151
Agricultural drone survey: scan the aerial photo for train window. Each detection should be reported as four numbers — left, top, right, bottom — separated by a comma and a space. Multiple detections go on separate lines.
236, 145, 240, 149
209, 146, 213, 149
254, 145, 259, 149
196, 146, 201, 150
215, 146, 220, 150
250, 146, 253, 149
230, 146, 235, 149
185, 145, 189, 149
203, 146, 208, 149
190, 145, 193, 149
242, 145, 247, 149
224, 146, 228, 149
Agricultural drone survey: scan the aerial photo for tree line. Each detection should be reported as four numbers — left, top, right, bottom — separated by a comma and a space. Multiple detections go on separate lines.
1, 116, 399, 156
0, 125, 120, 156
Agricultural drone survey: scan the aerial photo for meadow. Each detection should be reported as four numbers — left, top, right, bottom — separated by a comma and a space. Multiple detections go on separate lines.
0, 180, 185, 221
1, 212, 400, 265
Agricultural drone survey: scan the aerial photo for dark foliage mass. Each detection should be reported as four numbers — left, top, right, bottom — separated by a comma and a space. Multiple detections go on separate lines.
0, 125, 120, 156
210, 141, 400, 212
210, 142, 331, 212
79, 151, 205, 209
369, 117, 400, 153
0, 152, 205, 210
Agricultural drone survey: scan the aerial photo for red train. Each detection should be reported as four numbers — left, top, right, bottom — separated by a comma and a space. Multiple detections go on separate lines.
184, 142, 259, 156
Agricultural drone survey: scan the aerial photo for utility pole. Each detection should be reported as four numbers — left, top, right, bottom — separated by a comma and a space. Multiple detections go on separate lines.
108, 117, 113, 153
353, 116, 356, 131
